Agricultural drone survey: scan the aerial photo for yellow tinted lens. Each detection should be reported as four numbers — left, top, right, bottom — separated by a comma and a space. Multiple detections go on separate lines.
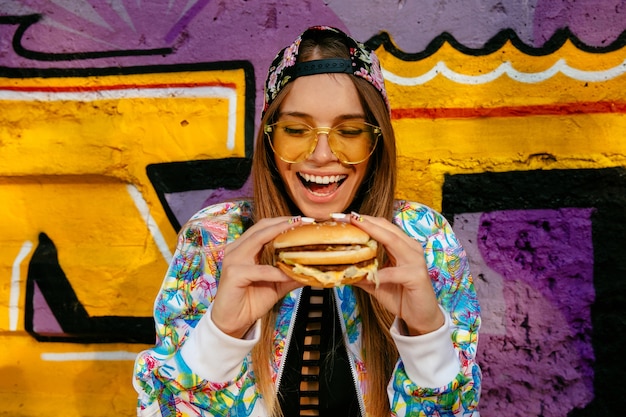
266, 121, 379, 164
270, 122, 316, 163
328, 122, 378, 163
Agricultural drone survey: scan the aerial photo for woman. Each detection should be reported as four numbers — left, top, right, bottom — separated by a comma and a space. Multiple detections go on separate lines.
133, 26, 481, 417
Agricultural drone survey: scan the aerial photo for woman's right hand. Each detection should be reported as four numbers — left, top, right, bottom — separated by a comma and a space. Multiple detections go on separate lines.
211, 216, 304, 338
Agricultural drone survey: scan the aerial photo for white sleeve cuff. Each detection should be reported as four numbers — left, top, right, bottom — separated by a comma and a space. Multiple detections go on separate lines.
390, 305, 460, 388
180, 305, 261, 383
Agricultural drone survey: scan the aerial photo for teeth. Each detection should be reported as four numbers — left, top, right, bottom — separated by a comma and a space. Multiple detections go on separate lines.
300, 173, 346, 184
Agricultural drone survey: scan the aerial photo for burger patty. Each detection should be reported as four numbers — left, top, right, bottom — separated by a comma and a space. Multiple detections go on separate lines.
277, 244, 364, 252
302, 258, 374, 272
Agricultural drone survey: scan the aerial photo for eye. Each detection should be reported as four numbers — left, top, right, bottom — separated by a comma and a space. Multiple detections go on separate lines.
282, 124, 310, 137
335, 123, 367, 137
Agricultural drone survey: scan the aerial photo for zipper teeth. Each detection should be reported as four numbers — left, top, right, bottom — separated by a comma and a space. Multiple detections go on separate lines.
274, 288, 302, 392
333, 288, 367, 417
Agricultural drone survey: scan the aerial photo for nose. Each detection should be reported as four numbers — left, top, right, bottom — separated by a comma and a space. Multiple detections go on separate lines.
307, 131, 337, 163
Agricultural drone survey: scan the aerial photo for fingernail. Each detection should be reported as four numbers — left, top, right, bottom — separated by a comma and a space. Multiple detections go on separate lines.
330, 213, 349, 223
351, 211, 363, 222
288, 216, 301, 224
301, 217, 316, 224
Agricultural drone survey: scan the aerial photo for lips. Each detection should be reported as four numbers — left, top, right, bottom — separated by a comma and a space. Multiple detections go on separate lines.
298, 172, 347, 196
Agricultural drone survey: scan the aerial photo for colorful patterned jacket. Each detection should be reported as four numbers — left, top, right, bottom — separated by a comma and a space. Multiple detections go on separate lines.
133, 200, 481, 416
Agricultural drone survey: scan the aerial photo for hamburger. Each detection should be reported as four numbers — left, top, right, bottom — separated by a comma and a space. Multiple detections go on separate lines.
273, 221, 378, 288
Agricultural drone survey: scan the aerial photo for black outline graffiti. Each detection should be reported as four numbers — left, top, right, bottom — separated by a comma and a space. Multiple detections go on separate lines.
441, 167, 626, 416
147, 158, 253, 232
3, 13, 626, 63
1, 14, 172, 61
26, 233, 155, 343
365, 27, 626, 60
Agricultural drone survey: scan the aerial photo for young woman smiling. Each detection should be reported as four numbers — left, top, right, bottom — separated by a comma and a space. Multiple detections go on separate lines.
133, 26, 481, 417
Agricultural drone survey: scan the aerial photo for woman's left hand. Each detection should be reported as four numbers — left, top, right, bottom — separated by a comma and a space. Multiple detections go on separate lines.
349, 213, 445, 336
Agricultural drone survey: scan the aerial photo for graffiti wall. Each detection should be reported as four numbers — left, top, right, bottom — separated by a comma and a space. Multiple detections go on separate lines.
0, 1, 624, 416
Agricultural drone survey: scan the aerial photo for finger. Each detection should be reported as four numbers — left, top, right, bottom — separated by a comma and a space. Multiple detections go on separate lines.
350, 212, 410, 241
349, 213, 424, 265
222, 264, 295, 287
352, 278, 377, 295
272, 279, 304, 299
226, 216, 295, 251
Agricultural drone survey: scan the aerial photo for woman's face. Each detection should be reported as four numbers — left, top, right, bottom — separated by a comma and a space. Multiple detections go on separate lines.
273, 73, 370, 220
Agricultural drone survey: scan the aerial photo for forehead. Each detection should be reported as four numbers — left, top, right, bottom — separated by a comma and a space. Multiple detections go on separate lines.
279, 73, 364, 122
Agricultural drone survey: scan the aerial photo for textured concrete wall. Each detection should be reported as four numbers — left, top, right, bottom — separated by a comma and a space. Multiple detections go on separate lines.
0, 1, 625, 416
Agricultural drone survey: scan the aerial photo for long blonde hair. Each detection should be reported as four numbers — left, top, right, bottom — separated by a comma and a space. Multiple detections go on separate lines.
251, 32, 398, 417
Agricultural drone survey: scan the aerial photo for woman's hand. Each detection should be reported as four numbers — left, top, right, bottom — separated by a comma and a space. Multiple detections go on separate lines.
349, 213, 445, 336
211, 216, 304, 339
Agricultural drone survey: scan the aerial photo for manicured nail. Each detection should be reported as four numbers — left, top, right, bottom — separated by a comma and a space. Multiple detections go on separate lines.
288, 216, 301, 224
351, 211, 363, 222
330, 213, 349, 222
301, 217, 316, 224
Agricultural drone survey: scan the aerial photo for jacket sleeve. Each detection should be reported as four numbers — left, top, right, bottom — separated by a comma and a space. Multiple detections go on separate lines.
388, 201, 481, 416
132, 203, 259, 417
389, 306, 460, 388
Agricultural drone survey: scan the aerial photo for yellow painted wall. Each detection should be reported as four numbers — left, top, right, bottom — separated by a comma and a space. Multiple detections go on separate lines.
0, 68, 250, 416
383, 40, 626, 207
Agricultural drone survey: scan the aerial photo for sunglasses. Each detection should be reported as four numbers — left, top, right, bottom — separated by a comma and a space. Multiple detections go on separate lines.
264, 121, 381, 165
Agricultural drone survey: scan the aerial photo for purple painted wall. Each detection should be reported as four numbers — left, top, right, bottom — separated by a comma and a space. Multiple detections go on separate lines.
455, 209, 595, 416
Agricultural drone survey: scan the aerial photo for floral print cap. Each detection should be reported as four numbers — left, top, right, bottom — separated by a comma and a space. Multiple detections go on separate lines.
263, 26, 390, 116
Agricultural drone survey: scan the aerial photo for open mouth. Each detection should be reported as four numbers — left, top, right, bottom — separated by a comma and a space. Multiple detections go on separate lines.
298, 172, 347, 196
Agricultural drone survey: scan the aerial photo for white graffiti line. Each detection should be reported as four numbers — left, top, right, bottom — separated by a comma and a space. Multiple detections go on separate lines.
48, 0, 114, 31
9, 240, 34, 331
0, 85, 238, 150
41, 350, 139, 361
126, 184, 173, 264
382, 58, 626, 85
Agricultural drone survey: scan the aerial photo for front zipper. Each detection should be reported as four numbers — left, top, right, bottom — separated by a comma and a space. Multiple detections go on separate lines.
275, 287, 367, 417
274, 288, 303, 393
332, 287, 367, 417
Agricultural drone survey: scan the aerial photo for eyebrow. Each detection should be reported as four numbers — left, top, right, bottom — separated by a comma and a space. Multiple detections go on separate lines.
277, 111, 367, 123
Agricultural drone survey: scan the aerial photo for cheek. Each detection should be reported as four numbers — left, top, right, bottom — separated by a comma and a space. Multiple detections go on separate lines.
353, 163, 369, 187
275, 158, 297, 189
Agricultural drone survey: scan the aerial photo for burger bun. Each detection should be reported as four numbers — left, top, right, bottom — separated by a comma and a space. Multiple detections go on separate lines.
273, 222, 378, 287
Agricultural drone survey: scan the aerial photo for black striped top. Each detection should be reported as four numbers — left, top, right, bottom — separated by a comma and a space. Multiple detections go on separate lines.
278, 286, 361, 417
